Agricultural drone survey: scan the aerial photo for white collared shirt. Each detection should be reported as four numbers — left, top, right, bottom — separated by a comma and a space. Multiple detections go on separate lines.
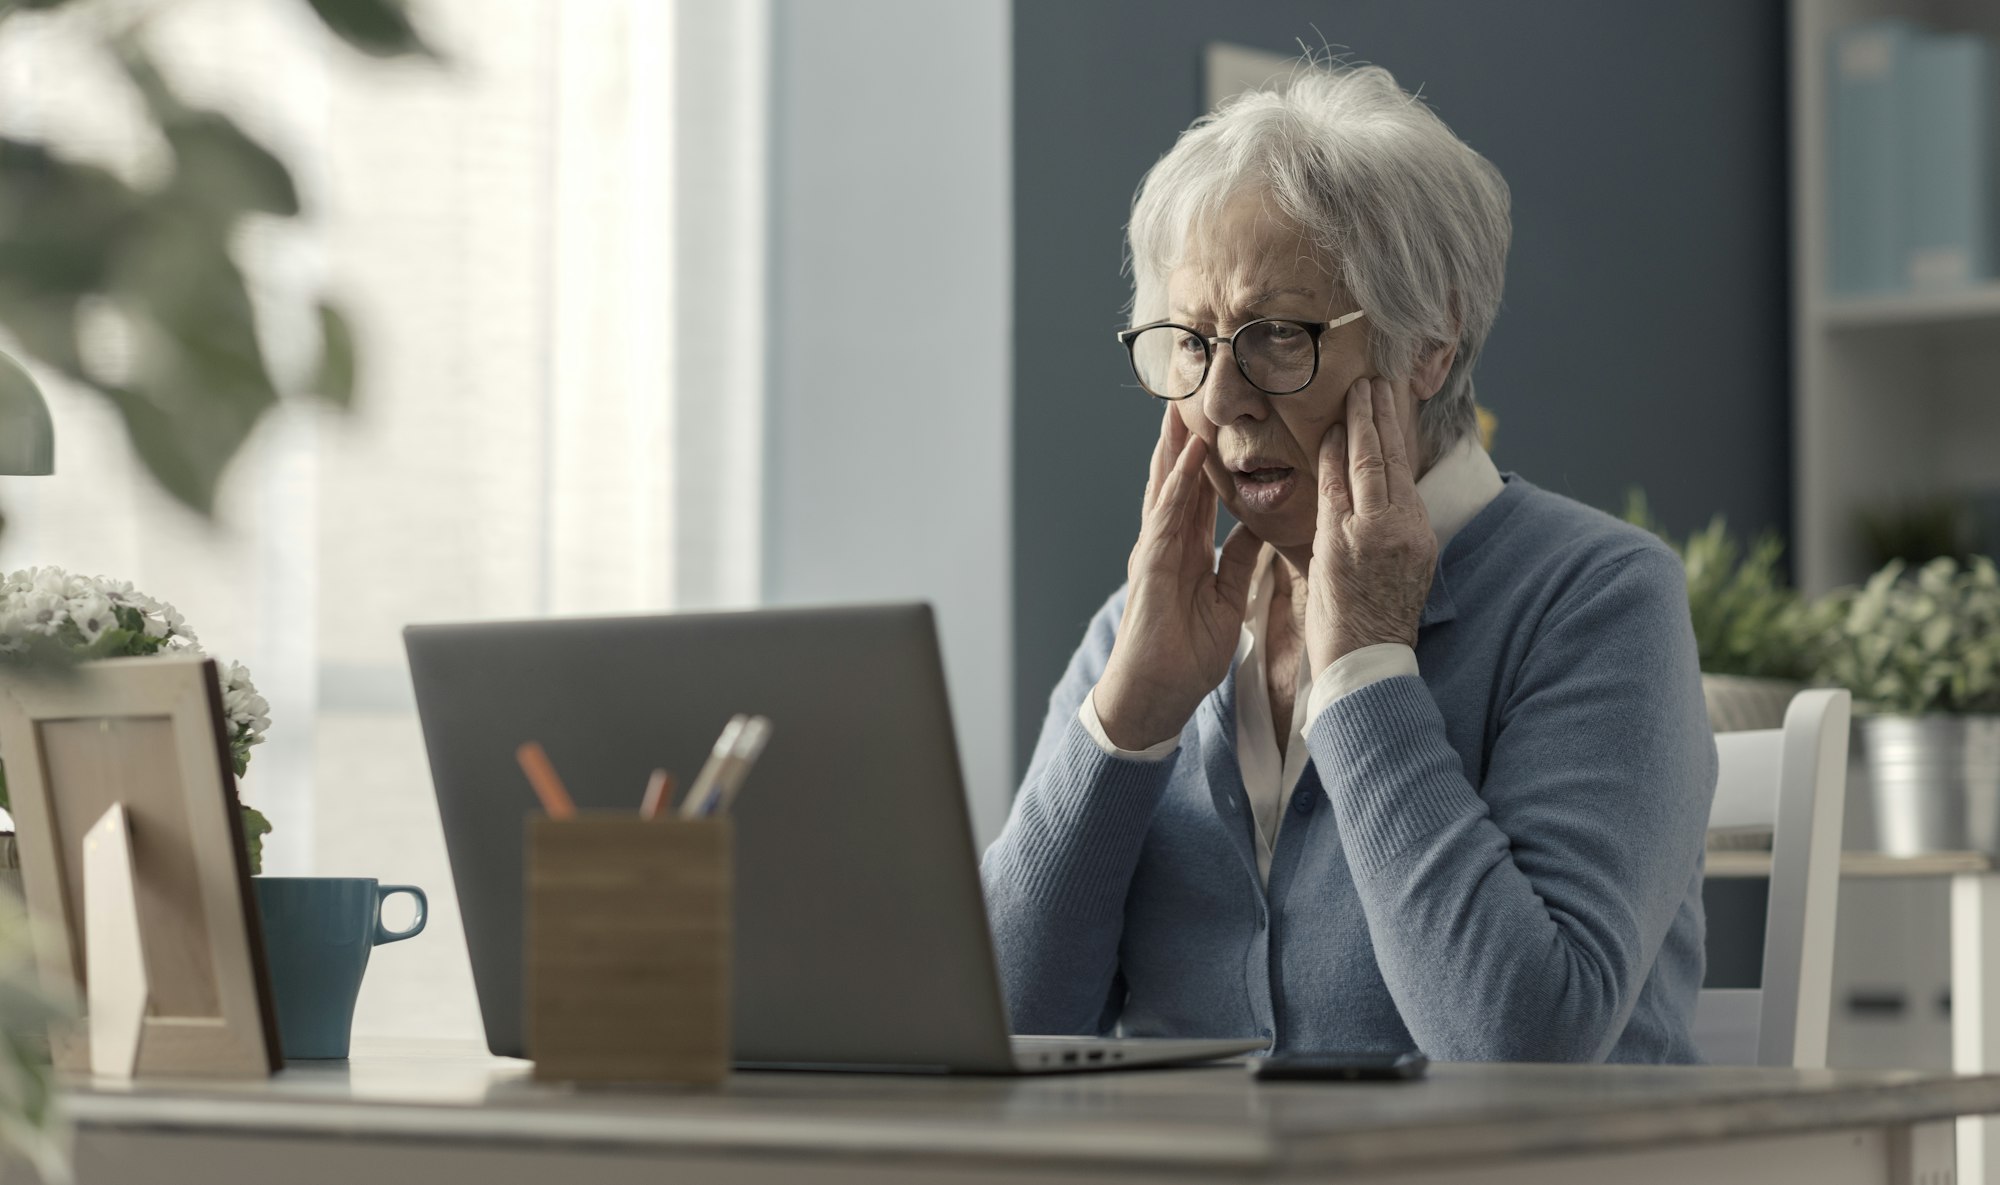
1079, 436, 1505, 881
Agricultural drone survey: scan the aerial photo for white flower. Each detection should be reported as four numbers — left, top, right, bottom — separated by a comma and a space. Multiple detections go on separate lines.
66, 590, 114, 643
160, 601, 192, 642
219, 661, 271, 748
0, 566, 271, 760
18, 589, 64, 636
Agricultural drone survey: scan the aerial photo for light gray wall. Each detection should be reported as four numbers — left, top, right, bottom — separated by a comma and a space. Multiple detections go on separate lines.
1011, 0, 1791, 772
765, 0, 1014, 845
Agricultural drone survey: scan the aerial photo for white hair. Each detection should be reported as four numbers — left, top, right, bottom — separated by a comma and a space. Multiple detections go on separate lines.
1127, 61, 1511, 461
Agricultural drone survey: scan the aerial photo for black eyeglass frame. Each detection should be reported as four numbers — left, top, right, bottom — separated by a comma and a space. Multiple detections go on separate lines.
1113, 309, 1368, 401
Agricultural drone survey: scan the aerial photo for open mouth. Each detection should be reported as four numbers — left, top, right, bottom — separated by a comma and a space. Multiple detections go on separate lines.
1228, 462, 1298, 512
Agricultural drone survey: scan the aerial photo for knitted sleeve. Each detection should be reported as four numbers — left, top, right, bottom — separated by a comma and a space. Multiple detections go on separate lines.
979, 585, 1180, 1035
1305, 544, 1715, 1061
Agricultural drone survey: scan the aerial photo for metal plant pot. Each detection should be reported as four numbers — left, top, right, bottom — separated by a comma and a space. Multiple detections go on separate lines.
1861, 714, 2000, 856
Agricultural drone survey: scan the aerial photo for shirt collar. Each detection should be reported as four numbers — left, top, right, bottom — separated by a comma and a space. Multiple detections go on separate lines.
1419, 435, 1505, 552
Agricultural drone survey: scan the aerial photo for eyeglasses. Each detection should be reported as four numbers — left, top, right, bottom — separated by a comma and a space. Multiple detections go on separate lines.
1114, 310, 1367, 401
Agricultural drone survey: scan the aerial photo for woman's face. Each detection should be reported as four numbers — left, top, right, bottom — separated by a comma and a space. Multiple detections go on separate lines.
1164, 191, 1422, 554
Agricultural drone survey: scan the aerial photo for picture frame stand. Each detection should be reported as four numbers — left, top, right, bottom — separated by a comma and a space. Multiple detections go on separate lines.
83, 804, 147, 1079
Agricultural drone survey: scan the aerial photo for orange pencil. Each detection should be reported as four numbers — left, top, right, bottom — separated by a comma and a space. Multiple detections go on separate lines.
515, 741, 577, 820
640, 769, 675, 821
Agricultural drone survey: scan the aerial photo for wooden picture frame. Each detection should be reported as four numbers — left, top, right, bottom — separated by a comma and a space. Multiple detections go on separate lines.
0, 655, 280, 1077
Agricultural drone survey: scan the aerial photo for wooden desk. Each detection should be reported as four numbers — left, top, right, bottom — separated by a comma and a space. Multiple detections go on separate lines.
36, 1039, 2000, 1184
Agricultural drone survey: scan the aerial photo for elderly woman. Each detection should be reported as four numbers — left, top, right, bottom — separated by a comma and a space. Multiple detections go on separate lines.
981, 62, 1714, 1063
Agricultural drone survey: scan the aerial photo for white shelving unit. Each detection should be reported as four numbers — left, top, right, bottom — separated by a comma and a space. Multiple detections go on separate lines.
1822, 282, 2000, 328
1794, 5, 2000, 1179
1793, 0, 2000, 596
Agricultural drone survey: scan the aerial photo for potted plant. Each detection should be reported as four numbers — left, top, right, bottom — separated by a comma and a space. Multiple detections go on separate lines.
1817, 556, 2000, 856
0, 567, 274, 881
1626, 494, 1831, 731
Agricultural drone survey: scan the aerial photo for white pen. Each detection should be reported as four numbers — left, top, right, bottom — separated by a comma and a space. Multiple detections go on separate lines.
679, 715, 747, 819
712, 716, 772, 816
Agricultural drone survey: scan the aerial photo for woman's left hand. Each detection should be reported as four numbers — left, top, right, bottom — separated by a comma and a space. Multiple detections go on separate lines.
1305, 376, 1437, 677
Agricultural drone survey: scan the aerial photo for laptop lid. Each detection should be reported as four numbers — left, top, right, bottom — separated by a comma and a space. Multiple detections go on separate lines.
404, 603, 1017, 1072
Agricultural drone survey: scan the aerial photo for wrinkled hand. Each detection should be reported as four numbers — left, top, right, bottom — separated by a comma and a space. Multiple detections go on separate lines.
1306, 377, 1437, 677
1094, 405, 1264, 750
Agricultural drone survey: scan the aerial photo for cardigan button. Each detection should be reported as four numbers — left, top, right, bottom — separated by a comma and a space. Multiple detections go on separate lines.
1291, 788, 1316, 815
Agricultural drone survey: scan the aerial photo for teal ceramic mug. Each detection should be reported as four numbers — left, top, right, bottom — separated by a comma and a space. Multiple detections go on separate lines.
252, 877, 427, 1060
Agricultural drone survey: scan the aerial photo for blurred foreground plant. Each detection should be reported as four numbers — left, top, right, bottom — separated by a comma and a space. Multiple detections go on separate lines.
0, 2, 432, 1171
0, 0, 434, 513
0, 886, 71, 1182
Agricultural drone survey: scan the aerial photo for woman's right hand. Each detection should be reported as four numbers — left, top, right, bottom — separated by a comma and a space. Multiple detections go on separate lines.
1092, 405, 1264, 750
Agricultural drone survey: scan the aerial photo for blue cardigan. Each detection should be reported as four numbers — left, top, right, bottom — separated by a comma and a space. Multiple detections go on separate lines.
981, 475, 1715, 1062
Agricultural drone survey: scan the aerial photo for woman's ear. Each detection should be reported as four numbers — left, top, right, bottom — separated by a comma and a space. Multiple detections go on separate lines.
1414, 341, 1457, 402
1415, 295, 1463, 402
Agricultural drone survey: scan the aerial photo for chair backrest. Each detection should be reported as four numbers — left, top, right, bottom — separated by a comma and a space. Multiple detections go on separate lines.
1693, 688, 1851, 1067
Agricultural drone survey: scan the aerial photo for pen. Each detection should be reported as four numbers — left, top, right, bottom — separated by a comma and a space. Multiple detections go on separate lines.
640, 769, 675, 821
515, 741, 577, 820
679, 715, 748, 819
711, 716, 771, 816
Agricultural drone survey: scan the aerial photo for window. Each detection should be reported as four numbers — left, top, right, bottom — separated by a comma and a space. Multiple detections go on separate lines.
0, 0, 766, 1041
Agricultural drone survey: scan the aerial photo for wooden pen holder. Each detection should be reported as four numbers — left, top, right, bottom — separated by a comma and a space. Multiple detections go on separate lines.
526, 815, 732, 1084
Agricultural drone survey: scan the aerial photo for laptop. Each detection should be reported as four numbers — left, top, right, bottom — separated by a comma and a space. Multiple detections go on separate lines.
404, 602, 1266, 1074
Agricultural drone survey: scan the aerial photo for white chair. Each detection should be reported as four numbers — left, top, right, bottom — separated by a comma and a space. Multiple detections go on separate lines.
1693, 688, 1852, 1067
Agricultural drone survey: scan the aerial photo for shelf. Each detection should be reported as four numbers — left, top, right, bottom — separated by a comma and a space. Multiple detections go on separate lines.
1706, 849, 1993, 879
1819, 284, 2000, 330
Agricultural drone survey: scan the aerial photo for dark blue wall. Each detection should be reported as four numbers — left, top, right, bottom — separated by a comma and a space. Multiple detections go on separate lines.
1011, 0, 1791, 773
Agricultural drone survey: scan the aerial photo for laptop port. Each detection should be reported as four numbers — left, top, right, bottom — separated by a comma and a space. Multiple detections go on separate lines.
1062, 1050, 1079, 1064
1086, 1050, 1104, 1062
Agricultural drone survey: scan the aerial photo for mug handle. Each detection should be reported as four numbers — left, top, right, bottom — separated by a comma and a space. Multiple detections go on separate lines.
373, 884, 428, 946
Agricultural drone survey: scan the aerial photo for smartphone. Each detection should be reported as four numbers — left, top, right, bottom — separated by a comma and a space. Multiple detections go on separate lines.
1250, 1050, 1429, 1081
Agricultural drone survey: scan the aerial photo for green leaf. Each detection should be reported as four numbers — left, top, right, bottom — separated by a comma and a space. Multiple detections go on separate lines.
119, 49, 300, 219
90, 207, 285, 513
0, 138, 141, 304
0, 296, 82, 380
166, 114, 300, 218
1922, 615, 1955, 655
1630, 491, 1815, 680
98, 380, 259, 515
80, 627, 139, 659
96, 384, 207, 509
311, 300, 357, 408
303, 0, 439, 60
118, 211, 282, 409
239, 804, 272, 877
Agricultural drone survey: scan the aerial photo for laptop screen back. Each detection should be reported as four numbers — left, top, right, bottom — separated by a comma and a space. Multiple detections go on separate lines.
405, 602, 1015, 1071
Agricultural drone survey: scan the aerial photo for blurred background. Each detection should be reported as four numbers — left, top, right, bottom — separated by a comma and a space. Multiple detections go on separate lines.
0, 0, 1994, 1070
